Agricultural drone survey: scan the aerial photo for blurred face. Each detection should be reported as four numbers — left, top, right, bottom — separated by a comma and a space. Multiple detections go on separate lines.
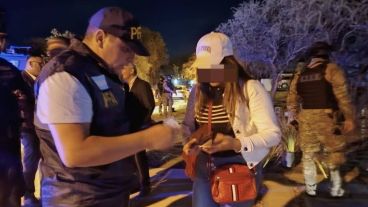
28, 56, 44, 77
100, 32, 135, 74
120, 63, 135, 82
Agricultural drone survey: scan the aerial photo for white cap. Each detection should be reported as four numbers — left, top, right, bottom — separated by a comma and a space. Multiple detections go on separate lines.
192, 32, 233, 69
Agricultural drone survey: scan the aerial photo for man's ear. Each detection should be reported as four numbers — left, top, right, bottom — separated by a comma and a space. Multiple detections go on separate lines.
95, 30, 106, 48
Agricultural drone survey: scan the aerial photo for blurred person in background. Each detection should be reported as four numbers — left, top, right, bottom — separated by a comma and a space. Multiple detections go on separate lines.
161, 76, 176, 117
156, 75, 165, 115
166, 76, 177, 112
120, 63, 155, 196
20, 52, 44, 206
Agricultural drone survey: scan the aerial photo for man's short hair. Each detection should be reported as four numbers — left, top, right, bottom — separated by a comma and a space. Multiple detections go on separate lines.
131, 64, 137, 75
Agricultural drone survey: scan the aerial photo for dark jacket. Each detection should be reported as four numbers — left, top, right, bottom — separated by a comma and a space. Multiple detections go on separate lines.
0, 57, 27, 147
128, 77, 155, 131
0, 57, 27, 201
20, 71, 36, 131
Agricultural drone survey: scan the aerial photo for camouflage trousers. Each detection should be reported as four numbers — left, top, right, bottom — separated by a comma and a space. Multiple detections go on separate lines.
298, 109, 346, 167
159, 93, 173, 117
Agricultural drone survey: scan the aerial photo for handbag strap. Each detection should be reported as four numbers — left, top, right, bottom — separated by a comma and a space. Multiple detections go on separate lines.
206, 101, 215, 177
207, 101, 212, 138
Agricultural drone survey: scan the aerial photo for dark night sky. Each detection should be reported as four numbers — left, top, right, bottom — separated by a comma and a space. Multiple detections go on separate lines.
1, 0, 243, 63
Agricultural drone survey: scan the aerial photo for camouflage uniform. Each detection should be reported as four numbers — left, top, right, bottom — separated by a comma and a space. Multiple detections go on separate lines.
287, 59, 354, 197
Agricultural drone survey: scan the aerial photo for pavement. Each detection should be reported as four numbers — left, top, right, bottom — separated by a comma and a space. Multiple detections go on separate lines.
129, 151, 368, 207
131, 99, 368, 207
27, 99, 368, 207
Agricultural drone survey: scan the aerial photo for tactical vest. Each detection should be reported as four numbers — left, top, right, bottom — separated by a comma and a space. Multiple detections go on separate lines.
297, 62, 338, 109
35, 42, 136, 206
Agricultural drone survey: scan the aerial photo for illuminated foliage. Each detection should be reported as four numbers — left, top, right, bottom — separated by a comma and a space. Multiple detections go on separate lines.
217, 0, 368, 79
181, 53, 196, 80
134, 27, 169, 84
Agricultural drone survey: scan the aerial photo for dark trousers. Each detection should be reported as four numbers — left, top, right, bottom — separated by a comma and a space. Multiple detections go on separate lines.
0, 143, 25, 207
21, 130, 41, 198
134, 150, 150, 188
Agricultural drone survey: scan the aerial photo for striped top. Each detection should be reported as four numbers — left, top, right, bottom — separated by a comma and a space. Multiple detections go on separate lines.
194, 86, 237, 157
196, 104, 229, 124
195, 102, 234, 138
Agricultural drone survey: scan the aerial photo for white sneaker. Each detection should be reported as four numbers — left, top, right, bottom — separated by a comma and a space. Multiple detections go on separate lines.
330, 169, 345, 197
330, 187, 345, 197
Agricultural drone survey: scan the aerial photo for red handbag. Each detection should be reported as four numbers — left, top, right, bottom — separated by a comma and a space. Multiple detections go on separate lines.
211, 164, 257, 204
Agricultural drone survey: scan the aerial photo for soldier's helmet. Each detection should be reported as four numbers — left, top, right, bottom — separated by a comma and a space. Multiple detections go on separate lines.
306, 41, 334, 59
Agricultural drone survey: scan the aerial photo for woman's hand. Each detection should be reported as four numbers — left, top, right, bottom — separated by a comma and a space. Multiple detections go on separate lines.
200, 133, 241, 154
183, 139, 199, 155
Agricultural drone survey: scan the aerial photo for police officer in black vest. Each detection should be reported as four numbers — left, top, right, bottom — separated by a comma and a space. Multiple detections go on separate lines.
35, 7, 178, 207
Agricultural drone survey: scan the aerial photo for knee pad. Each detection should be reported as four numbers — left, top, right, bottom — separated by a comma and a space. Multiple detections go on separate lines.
302, 152, 315, 162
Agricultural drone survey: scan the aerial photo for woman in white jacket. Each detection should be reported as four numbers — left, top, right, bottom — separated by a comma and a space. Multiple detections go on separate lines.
182, 32, 281, 207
